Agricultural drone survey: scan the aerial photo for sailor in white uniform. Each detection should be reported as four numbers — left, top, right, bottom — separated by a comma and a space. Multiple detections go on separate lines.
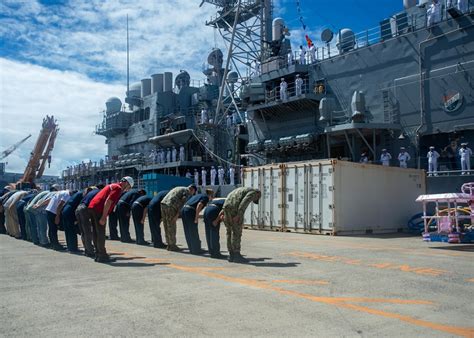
380, 149, 392, 166
295, 74, 304, 96
459, 143, 472, 175
210, 166, 217, 186
427, 146, 440, 176
218, 166, 225, 186
279, 78, 288, 101
397, 147, 411, 168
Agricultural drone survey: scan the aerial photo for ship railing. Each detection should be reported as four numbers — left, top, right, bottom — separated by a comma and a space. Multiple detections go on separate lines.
264, 80, 311, 103
287, 1, 473, 64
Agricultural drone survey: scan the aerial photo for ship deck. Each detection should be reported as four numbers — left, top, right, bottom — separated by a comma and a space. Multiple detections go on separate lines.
1, 223, 473, 336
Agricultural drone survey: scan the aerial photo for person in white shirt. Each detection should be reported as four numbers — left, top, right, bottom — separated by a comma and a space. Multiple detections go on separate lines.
380, 149, 392, 166
309, 43, 316, 63
179, 145, 185, 162
201, 167, 207, 187
194, 169, 199, 187
398, 147, 411, 168
459, 142, 472, 175
427, 146, 440, 176
45, 189, 72, 250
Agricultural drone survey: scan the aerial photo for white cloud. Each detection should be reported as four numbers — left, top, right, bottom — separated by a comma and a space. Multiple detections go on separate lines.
0, 58, 123, 176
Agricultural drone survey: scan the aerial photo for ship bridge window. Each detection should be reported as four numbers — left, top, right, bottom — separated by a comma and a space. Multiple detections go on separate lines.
144, 107, 150, 120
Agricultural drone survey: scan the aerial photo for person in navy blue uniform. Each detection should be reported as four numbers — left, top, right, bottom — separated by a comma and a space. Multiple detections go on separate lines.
108, 207, 120, 240
61, 189, 90, 252
204, 198, 226, 258
181, 189, 214, 254
148, 190, 169, 248
17, 190, 38, 241
131, 194, 153, 245
117, 189, 146, 243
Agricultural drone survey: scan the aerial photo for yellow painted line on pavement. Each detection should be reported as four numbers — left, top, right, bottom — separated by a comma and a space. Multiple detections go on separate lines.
272, 279, 329, 286
287, 251, 449, 277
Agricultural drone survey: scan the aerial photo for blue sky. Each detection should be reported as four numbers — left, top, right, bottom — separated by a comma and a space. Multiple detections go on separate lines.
0, 0, 405, 175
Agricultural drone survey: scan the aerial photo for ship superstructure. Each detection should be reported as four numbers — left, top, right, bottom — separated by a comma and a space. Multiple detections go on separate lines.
62, 0, 474, 191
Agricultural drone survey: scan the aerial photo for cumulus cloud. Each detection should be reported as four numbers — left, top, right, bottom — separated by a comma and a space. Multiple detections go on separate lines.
0, 58, 123, 176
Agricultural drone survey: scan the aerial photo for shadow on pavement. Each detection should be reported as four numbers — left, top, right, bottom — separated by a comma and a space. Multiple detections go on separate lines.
429, 245, 474, 252
242, 257, 301, 268
107, 261, 170, 267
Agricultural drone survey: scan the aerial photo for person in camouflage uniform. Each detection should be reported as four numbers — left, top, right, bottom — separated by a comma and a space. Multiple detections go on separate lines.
222, 187, 261, 263
160, 185, 197, 251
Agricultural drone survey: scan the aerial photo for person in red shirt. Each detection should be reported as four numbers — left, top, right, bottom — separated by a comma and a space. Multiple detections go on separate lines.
88, 176, 134, 263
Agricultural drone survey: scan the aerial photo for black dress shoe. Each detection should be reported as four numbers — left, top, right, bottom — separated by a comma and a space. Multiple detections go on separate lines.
96, 256, 116, 263
121, 238, 134, 243
85, 252, 95, 258
52, 244, 67, 251
210, 253, 225, 259
109, 236, 121, 241
153, 242, 167, 249
136, 240, 150, 246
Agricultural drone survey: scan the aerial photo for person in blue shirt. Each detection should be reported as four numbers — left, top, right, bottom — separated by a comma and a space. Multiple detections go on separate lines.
131, 195, 152, 245
117, 189, 146, 243
181, 189, 214, 254
147, 190, 169, 248
204, 198, 226, 259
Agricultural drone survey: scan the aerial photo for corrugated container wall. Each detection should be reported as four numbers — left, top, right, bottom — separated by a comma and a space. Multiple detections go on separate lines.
243, 160, 426, 235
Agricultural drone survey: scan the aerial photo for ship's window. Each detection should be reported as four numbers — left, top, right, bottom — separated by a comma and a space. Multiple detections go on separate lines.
144, 107, 150, 120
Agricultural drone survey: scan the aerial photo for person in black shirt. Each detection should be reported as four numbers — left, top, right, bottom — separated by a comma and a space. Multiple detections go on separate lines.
61, 189, 90, 252
181, 189, 214, 254
117, 189, 146, 243
147, 190, 169, 248
75, 186, 101, 257
131, 195, 152, 245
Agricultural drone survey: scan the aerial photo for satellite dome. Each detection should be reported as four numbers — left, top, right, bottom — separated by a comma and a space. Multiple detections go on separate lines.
336, 29, 356, 53
127, 82, 141, 98
105, 97, 122, 114
227, 71, 239, 83
175, 71, 191, 89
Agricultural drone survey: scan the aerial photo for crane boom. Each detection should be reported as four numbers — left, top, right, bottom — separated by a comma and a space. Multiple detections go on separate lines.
18, 115, 59, 188
0, 134, 32, 160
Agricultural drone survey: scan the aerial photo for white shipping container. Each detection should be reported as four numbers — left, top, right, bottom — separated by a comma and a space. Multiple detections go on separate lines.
243, 160, 426, 235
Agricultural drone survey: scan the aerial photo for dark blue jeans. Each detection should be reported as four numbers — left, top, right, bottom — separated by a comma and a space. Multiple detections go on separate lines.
108, 210, 119, 239
46, 211, 60, 246
148, 207, 164, 245
62, 215, 78, 251
117, 204, 132, 241
181, 207, 201, 254
131, 205, 146, 243
204, 212, 221, 256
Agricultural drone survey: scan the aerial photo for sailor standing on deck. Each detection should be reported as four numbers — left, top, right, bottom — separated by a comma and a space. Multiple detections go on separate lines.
427, 0, 441, 27
201, 167, 207, 187
287, 50, 294, 66
299, 45, 306, 65
171, 146, 177, 162
210, 166, 217, 186
309, 43, 316, 63
360, 152, 369, 164
218, 166, 225, 185
427, 146, 440, 176
279, 78, 288, 101
459, 143, 472, 175
229, 166, 236, 186
194, 169, 199, 187
201, 108, 208, 124
295, 74, 303, 96
380, 149, 392, 166
179, 145, 185, 162
398, 147, 411, 168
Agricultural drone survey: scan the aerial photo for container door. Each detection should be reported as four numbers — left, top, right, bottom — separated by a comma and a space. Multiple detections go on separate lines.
285, 165, 306, 230
308, 162, 335, 232
261, 167, 280, 229
243, 168, 259, 227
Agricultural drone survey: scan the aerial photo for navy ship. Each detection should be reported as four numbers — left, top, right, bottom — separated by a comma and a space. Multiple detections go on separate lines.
61, 0, 474, 194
